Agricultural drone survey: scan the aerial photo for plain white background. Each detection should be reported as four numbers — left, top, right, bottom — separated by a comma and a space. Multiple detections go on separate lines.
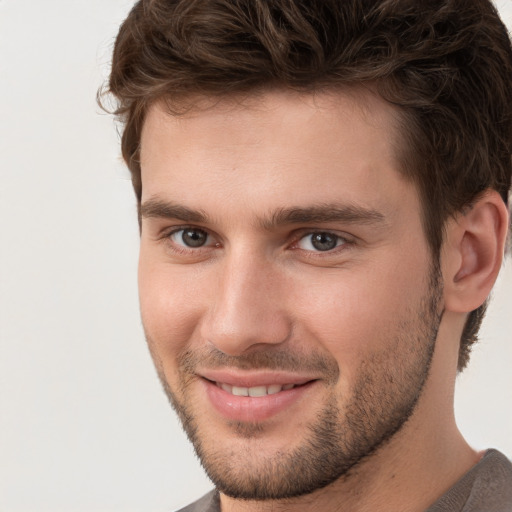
0, 1, 511, 511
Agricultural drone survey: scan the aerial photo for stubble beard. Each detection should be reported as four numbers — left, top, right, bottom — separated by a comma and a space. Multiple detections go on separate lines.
147, 267, 443, 501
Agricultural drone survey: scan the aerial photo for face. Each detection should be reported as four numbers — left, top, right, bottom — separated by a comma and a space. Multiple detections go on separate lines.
138, 90, 443, 500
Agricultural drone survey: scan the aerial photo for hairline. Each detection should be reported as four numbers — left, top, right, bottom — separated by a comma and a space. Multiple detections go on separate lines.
136, 84, 437, 252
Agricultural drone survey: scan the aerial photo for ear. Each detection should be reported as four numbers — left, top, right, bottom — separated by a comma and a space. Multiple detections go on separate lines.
442, 190, 509, 313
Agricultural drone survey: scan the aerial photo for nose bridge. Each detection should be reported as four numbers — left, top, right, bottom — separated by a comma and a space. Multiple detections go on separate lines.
202, 245, 291, 355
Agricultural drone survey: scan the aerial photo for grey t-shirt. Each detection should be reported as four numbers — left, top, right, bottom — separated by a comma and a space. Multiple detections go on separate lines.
177, 449, 512, 512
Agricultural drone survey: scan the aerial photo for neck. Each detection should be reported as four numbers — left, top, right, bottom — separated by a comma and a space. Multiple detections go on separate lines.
220, 314, 479, 512
220, 426, 478, 512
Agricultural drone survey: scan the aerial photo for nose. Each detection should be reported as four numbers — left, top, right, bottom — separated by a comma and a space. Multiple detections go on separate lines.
200, 250, 292, 356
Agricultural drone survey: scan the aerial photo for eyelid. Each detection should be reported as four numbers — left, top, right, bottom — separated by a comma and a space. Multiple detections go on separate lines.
161, 225, 220, 250
158, 225, 354, 256
291, 229, 354, 253
170, 227, 209, 246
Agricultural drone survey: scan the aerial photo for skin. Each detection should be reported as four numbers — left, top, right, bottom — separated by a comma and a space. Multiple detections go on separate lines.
137, 89, 506, 511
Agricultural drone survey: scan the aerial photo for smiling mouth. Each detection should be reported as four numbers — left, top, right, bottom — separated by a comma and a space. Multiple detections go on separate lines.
215, 382, 299, 397
202, 377, 318, 421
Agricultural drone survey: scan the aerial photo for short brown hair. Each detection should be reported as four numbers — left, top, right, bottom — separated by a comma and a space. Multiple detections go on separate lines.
105, 0, 512, 370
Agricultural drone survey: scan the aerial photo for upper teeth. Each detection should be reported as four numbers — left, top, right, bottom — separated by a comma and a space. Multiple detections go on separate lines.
217, 383, 296, 397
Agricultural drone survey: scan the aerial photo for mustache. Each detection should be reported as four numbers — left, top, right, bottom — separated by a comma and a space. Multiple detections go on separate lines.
178, 346, 340, 383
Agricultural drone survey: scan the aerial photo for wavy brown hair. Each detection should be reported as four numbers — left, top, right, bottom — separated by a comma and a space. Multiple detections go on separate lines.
105, 0, 512, 371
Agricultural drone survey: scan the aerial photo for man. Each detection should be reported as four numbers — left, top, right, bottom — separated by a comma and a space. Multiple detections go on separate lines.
105, 0, 512, 510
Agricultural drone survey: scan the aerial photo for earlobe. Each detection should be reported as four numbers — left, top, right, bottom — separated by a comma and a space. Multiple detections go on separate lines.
443, 190, 509, 313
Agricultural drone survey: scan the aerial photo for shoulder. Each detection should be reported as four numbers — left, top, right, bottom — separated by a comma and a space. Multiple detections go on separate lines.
426, 449, 512, 512
175, 490, 219, 512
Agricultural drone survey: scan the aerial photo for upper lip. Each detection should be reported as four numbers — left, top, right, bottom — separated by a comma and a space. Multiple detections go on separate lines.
198, 369, 317, 388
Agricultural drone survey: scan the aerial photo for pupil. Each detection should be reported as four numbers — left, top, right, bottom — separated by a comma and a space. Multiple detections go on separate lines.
311, 233, 337, 251
182, 229, 207, 247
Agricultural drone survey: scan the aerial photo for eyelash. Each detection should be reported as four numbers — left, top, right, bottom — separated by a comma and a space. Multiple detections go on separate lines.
163, 227, 218, 255
161, 226, 354, 257
293, 231, 349, 252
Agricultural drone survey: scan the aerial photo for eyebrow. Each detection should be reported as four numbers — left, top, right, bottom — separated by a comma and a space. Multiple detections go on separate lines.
140, 199, 207, 224
140, 198, 386, 229
261, 204, 386, 229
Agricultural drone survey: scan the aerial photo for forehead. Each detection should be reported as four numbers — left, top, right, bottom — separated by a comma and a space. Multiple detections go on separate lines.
141, 88, 400, 160
139, 88, 414, 222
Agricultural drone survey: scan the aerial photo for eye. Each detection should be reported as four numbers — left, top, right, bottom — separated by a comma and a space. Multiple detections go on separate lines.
170, 228, 210, 248
296, 232, 345, 252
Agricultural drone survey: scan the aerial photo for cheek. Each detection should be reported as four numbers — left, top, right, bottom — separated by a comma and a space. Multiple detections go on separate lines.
138, 253, 206, 359
292, 255, 431, 369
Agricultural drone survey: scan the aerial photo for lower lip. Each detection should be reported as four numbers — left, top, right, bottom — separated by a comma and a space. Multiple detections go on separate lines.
203, 379, 316, 422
